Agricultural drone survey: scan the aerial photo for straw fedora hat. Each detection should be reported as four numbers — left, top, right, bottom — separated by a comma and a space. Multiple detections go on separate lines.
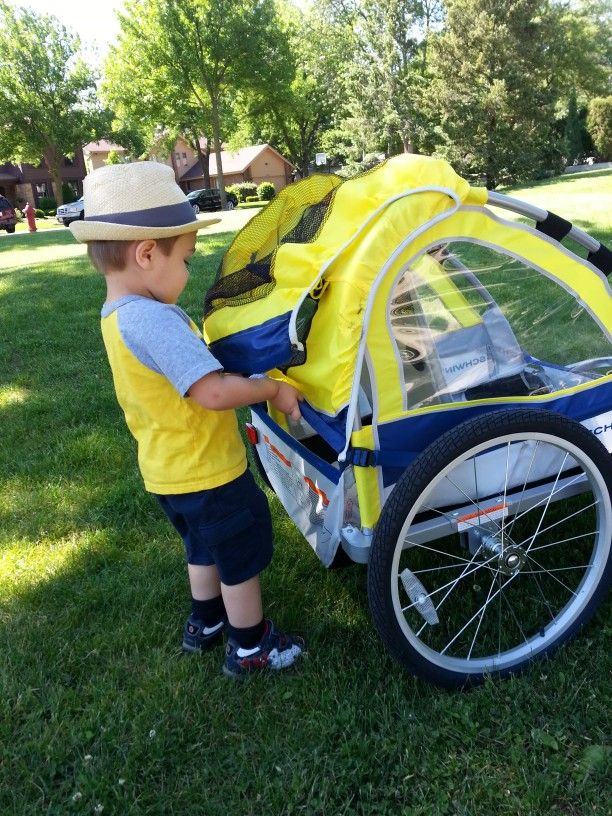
70, 161, 221, 242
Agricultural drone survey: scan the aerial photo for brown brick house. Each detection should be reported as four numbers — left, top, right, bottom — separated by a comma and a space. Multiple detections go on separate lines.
0, 148, 86, 207
177, 142, 294, 192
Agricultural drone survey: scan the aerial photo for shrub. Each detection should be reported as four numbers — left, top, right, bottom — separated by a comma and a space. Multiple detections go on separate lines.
257, 181, 275, 201
245, 195, 260, 202
587, 96, 612, 160
38, 196, 57, 211
231, 182, 258, 203
34, 208, 46, 218
61, 183, 78, 204
45, 209, 57, 217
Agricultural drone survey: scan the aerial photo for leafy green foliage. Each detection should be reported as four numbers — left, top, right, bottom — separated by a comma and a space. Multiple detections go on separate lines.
229, 182, 258, 202
256, 181, 275, 200
587, 97, 612, 159
37, 196, 57, 211
103, 0, 291, 203
564, 89, 584, 165
0, 2, 105, 204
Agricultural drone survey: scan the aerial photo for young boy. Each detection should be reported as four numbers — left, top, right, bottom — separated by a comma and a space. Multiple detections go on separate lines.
71, 162, 304, 678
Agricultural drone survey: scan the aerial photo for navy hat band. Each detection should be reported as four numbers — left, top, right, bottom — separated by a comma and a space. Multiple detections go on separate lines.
84, 200, 196, 228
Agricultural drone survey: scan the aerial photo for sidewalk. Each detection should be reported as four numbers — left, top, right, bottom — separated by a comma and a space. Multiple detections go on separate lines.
197, 207, 259, 233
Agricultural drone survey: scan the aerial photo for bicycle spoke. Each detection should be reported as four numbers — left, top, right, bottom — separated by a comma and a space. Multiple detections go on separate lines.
516, 501, 597, 550
528, 529, 596, 553
467, 573, 498, 658
524, 554, 580, 597
401, 554, 497, 614
506, 440, 539, 539
440, 571, 519, 655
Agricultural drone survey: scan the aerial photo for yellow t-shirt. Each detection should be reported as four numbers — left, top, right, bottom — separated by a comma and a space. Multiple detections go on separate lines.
101, 295, 247, 494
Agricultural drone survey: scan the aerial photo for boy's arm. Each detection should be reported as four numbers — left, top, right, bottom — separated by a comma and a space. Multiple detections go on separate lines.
188, 372, 303, 420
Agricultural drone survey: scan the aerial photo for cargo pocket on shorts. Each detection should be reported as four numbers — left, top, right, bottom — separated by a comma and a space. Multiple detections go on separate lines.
198, 508, 255, 548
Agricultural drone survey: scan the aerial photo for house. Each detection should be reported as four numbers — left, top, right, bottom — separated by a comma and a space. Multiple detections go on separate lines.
178, 143, 294, 193
82, 140, 128, 173
147, 136, 294, 192
0, 148, 86, 207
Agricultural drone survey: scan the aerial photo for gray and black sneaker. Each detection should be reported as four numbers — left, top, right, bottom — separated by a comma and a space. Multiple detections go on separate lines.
223, 619, 304, 678
182, 616, 227, 652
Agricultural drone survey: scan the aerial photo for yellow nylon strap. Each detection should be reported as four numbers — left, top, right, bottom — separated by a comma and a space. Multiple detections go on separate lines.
350, 426, 382, 528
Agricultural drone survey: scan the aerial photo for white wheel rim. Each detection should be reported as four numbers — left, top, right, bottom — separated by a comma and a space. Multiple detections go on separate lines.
389, 431, 611, 675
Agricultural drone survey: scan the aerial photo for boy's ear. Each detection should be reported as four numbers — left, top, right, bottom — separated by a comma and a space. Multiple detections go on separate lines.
134, 239, 158, 268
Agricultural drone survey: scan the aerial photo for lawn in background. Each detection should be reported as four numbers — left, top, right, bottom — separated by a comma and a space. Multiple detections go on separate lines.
0, 171, 610, 816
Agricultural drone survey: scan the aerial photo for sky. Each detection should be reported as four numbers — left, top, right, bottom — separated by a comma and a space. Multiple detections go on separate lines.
13, 0, 125, 65
12, 0, 310, 66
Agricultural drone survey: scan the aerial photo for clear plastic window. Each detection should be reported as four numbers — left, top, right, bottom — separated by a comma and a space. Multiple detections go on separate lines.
390, 242, 611, 409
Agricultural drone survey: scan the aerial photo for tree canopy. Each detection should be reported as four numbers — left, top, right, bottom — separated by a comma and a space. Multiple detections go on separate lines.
104, 0, 291, 202
0, 1, 105, 204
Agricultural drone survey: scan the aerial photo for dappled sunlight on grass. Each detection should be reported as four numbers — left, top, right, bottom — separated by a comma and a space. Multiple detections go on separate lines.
0, 228, 87, 271
0, 532, 85, 592
0, 385, 29, 407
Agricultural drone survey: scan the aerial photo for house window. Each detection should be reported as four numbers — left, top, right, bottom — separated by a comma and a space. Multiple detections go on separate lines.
182, 152, 187, 164
175, 152, 181, 163
35, 182, 49, 197
64, 156, 74, 166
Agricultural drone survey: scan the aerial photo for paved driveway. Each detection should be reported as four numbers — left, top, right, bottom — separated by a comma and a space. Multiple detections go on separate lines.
197, 207, 259, 233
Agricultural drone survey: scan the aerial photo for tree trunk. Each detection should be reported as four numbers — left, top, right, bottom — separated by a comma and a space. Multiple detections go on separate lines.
190, 133, 211, 188
210, 96, 226, 207
401, 134, 414, 154
44, 146, 64, 205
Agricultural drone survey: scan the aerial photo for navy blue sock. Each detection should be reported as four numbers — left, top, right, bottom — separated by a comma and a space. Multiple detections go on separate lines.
228, 619, 266, 649
191, 595, 226, 626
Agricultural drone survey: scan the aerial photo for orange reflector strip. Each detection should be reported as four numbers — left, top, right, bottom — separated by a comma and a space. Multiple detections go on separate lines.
263, 435, 292, 467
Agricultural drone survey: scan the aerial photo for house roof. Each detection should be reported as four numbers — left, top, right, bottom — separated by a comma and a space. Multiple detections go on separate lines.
82, 140, 127, 154
181, 144, 293, 181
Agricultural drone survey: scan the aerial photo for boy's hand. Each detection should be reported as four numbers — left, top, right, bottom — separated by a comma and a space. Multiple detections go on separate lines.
270, 381, 303, 421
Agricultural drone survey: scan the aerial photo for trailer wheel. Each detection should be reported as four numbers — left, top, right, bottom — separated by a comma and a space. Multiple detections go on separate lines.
367, 408, 612, 688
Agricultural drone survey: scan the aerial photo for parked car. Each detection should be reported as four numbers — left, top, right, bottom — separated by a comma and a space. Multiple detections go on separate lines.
186, 188, 238, 213
57, 197, 85, 226
0, 195, 17, 233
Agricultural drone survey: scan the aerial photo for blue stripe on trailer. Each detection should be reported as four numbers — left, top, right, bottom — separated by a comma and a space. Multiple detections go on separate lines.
298, 401, 348, 452
251, 405, 342, 484
375, 380, 612, 487
208, 311, 294, 374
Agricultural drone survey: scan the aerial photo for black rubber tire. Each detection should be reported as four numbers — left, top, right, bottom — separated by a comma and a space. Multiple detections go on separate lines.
6, 225, 15, 233
367, 408, 612, 688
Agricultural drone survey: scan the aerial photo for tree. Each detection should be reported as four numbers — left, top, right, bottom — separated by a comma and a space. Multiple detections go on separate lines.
233, 1, 349, 177
427, 0, 570, 188
0, 2, 105, 205
563, 88, 584, 165
319, 0, 443, 158
587, 97, 612, 159
103, 0, 290, 205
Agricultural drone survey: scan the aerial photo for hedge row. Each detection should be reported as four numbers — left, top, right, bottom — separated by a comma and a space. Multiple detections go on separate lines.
226, 181, 276, 203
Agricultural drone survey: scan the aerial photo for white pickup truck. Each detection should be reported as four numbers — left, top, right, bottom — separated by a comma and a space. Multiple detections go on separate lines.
56, 197, 84, 226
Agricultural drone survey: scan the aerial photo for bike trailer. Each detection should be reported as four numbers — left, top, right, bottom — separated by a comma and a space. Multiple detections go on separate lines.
203, 155, 612, 686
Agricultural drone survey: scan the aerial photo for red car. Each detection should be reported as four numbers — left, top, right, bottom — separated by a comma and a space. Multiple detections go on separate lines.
0, 195, 17, 233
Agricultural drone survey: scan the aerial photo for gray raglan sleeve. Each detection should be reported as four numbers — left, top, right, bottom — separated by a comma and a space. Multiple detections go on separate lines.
117, 302, 223, 396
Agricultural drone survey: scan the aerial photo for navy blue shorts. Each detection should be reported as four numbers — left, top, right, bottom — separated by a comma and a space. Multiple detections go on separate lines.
155, 468, 273, 586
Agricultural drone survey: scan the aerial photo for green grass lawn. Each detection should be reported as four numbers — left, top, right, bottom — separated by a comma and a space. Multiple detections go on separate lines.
12, 217, 66, 233
1, 172, 610, 816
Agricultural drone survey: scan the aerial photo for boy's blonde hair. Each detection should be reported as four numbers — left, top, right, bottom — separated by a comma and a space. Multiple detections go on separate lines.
87, 236, 180, 274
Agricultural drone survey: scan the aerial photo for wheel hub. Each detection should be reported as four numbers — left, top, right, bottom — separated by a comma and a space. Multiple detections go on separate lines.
479, 534, 526, 575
